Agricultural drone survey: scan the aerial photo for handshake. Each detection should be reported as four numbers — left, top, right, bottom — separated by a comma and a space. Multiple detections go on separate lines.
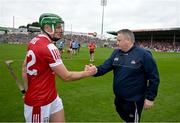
84, 64, 97, 76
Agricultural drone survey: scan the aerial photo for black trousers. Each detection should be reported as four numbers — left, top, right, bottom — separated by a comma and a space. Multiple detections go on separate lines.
114, 96, 144, 122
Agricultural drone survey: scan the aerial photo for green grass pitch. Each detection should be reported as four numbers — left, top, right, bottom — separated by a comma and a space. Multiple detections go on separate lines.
0, 44, 180, 122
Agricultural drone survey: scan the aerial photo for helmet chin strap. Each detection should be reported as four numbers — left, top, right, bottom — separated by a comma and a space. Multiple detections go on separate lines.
44, 24, 60, 41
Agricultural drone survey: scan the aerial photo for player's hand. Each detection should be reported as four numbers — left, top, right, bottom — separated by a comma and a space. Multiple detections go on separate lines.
84, 64, 97, 75
144, 99, 154, 109
84, 64, 93, 71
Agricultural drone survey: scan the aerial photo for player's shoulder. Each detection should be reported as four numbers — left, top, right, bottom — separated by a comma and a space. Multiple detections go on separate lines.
113, 49, 120, 53
134, 45, 149, 52
47, 43, 58, 52
111, 49, 120, 56
38, 34, 51, 45
29, 34, 50, 46
134, 45, 152, 56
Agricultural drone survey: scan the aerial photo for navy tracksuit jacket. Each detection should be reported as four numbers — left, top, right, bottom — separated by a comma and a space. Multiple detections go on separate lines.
94, 45, 160, 102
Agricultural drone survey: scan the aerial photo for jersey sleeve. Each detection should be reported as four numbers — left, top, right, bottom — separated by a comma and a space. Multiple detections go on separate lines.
143, 50, 160, 101
45, 43, 63, 67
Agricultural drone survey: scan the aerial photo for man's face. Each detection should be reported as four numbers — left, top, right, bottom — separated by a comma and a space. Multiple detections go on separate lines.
116, 33, 128, 51
53, 23, 63, 39
44, 23, 63, 39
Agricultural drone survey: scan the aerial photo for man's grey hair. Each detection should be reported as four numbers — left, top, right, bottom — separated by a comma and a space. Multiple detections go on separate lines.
117, 29, 135, 43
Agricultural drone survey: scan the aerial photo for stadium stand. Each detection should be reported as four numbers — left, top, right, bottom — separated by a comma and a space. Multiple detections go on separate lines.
107, 28, 180, 52
1, 26, 180, 52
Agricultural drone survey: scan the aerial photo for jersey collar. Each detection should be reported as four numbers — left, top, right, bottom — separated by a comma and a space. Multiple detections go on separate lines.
38, 34, 52, 42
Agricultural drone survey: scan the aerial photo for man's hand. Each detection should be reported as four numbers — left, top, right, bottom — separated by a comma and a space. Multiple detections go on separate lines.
84, 64, 93, 71
144, 99, 154, 109
84, 64, 97, 76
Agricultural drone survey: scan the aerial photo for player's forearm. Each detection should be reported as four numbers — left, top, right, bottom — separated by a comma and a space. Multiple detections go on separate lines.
22, 71, 28, 91
53, 63, 96, 82
63, 71, 90, 81
22, 58, 28, 90
23, 75, 28, 91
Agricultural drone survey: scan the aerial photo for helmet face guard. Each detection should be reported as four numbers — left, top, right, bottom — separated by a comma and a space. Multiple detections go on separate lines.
39, 13, 64, 41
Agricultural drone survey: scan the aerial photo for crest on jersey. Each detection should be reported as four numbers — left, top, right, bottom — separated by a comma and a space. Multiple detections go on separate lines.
131, 60, 136, 64
114, 57, 119, 61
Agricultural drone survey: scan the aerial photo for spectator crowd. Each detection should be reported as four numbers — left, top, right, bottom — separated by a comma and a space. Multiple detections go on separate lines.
0, 33, 180, 52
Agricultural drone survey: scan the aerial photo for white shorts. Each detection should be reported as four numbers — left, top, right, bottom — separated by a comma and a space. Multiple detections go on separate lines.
24, 95, 63, 123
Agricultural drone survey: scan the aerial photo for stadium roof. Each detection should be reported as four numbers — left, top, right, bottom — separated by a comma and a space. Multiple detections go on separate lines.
107, 27, 180, 42
0, 27, 9, 32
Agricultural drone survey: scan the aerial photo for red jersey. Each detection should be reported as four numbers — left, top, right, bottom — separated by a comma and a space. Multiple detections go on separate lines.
88, 43, 96, 51
25, 34, 62, 106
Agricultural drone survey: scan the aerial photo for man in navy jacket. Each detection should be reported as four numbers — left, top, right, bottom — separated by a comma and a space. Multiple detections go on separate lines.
93, 29, 160, 122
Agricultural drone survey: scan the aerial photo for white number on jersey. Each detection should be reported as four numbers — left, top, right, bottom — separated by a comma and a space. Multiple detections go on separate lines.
27, 50, 37, 75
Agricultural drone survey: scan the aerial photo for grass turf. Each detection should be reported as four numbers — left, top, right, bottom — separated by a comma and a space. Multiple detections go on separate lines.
0, 44, 180, 122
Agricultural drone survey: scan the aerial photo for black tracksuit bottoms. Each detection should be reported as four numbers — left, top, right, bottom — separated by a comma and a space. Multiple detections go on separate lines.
114, 96, 144, 122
